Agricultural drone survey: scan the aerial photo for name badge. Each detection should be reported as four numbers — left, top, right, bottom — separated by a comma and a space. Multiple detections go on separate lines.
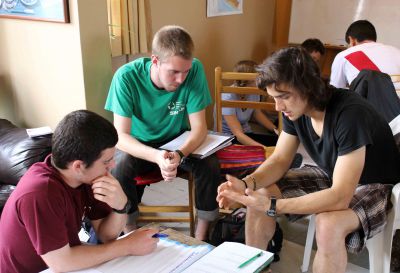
78, 228, 90, 242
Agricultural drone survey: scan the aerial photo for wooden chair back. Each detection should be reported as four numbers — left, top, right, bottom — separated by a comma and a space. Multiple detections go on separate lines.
391, 74, 400, 97
214, 66, 282, 134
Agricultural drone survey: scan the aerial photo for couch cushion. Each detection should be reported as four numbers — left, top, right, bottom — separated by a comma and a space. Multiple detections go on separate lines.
0, 119, 52, 186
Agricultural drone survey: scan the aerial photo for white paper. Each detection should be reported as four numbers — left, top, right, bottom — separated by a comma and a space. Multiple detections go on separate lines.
26, 126, 52, 138
182, 242, 274, 273
95, 238, 212, 273
159, 131, 233, 159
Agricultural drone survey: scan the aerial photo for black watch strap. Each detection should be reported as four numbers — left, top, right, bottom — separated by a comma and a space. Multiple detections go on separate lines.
266, 196, 277, 217
175, 149, 185, 164
113, 200, 131, 214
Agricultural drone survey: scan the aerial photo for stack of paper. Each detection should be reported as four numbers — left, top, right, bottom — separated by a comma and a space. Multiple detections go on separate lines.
26, 126, 52, 138
159, 131, 234, 159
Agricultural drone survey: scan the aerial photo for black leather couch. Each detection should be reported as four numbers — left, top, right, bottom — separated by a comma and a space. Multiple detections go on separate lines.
0, 119, 52, 215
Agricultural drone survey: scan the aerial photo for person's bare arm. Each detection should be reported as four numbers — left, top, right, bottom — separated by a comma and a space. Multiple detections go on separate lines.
220, 146, 365, 215
113, 114, 178, 181
217, 132, 299, 208
41, 228, 158, 273
223, 114, 264, 146
173, 110, 208, 158
253, 109, 278, 134
90, 172, 127, 242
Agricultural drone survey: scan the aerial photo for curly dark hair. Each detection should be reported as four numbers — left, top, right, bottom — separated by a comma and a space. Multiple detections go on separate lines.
256, 47, 332, 111
52, 110, 118, 169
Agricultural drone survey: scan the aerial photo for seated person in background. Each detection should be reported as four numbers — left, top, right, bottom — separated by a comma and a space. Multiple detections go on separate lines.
221, 60, 279, 147
301, 38, 325, 62
217, 47, 400, 273
330, 19, 400, 89
105, 25, 221, 240
0, 110, 158, 273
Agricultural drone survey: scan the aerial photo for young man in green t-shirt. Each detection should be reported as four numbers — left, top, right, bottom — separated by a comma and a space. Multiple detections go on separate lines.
105, 25, 221, 240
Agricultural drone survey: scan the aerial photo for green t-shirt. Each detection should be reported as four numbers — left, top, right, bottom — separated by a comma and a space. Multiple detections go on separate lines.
105, 57, 211, 143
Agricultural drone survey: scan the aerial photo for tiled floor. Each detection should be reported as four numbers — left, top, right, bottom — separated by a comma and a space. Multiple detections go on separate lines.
140, 177, 371, 273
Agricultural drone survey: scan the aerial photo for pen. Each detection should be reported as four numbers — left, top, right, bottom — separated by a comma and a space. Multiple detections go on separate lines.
152, 233, 169, 238
238, 251, 263, 268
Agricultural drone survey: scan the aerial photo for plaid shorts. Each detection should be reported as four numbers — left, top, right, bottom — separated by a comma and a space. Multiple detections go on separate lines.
276, 165, 393, 253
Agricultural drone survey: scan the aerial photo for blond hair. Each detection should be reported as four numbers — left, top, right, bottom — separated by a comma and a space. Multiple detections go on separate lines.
152, 25, 194, 61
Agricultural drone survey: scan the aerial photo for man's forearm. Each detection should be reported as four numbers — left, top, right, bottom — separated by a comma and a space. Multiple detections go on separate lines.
95, 212, 127, 243
178, 129, 207, 156
248, 153, 292, 190
117, 133, 159, 162
42, 241, 127, 273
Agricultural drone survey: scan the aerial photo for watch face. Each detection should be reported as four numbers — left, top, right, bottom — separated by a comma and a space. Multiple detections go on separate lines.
267, 209, 276, 217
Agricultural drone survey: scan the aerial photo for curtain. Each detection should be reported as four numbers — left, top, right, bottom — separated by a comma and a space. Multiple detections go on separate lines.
107, 0, 151, 57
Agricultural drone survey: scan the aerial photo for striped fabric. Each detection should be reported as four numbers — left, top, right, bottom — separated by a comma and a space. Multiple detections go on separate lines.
216, 144, 266, 173
135, 145, 268, 184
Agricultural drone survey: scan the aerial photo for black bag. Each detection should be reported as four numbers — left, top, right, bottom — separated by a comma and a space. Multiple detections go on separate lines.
209, 208, 283, 262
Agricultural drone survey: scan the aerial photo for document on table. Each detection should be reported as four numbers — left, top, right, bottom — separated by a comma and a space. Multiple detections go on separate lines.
95, 238, 212, 273
182, 242, 274, 273
159, 131, 234, 159
40, 239, 211, 273
41, 240, 272, 273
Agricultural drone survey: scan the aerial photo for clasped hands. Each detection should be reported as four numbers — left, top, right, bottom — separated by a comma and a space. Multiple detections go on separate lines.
156, 150, 181, 182
217, 174, 271, 213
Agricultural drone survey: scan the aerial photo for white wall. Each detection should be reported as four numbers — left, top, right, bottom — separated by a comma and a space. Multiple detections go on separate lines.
0, 0, 112, 128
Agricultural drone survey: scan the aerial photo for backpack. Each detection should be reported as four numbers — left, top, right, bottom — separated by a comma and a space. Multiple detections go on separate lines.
209, 208, 283, 262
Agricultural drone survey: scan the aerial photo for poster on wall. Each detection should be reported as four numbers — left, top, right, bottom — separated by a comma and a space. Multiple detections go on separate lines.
207, 0, 243, 17
0, 0, 69, 23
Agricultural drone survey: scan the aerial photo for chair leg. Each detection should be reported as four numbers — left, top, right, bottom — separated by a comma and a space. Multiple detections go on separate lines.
301, 214, 316, 273
366, 231, 385, 273
382, 207, 396, 273
188, 175, 195, 237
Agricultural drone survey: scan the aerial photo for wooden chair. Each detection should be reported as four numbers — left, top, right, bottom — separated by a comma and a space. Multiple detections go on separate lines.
214, 66, 282, 136
390, 74, 400, 98
135, 170, 195, 237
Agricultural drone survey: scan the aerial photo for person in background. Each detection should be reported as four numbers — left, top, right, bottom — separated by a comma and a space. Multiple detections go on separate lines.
221, 60, 279, 147
217, 47, 400, 273
0, 110, 158, 273
330, 19, 400, 88
105, 25, 221, 240
301, 38, 326, 62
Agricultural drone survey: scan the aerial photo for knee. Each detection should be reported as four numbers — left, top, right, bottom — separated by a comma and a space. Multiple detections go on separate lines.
315, 213, 346, 251
114, 149, 133, 167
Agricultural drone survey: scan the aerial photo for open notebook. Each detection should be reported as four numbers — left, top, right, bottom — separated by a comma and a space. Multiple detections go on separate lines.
41, 240, 273, 273
159, 131, 234, 159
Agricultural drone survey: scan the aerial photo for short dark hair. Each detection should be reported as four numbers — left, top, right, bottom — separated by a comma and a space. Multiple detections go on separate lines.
52, 110, 118, 169
345, 20, 377, 44
301, 38, 325, 55
256, 47, 332, 111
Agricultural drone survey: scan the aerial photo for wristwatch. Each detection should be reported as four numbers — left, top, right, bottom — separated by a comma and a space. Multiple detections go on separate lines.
175, 149, 185, 164
113, 200, 131, 214
266, 196, 277, 217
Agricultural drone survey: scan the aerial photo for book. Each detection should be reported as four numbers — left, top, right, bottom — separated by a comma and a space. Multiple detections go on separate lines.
42, 240, 273, 273
159, 131, 234, 159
